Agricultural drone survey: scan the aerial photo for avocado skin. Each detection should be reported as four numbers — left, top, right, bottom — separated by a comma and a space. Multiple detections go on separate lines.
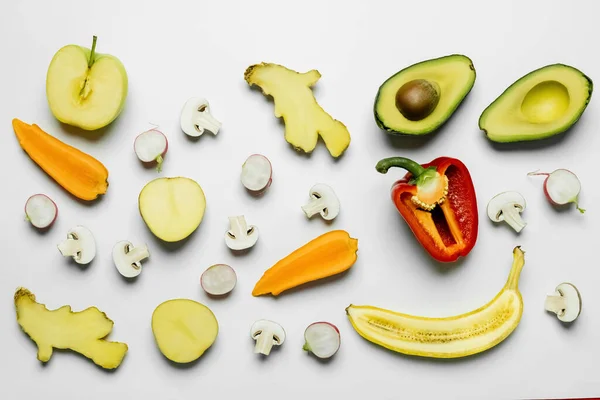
479, 63, 593, 143
374, 54, 476, 136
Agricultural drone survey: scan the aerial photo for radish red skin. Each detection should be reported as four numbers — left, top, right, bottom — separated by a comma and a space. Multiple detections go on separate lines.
529, 169, 585, 212
242, 154, 272, 195
303, 321, 341, 359
24, 194, 58, 230
134, 130, 168, 168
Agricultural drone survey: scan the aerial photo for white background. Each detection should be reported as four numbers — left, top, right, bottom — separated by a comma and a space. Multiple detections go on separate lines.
1, 1, 598, 399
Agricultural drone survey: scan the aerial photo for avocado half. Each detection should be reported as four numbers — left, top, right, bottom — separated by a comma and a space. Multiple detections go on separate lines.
479, 64, 593, 143
374, 54, 476, 135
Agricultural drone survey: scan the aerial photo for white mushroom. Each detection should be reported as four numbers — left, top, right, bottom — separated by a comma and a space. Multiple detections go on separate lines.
301, 183, 340, 221
250, 319, 286, 356
225, 215, 258, 251
57, 226, 96, 265
486, 191, 527, 232
180, 97, 222, 137
112, 241, 150, 278
545, 282, 582, 323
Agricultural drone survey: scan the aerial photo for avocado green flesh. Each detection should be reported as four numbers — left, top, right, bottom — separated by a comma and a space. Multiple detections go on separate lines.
479, 64, 593, 143
374, 55, 476, 135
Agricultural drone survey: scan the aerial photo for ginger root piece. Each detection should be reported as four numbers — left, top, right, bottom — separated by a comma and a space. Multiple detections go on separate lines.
244, 63, 351, 158
14, 287, 128, 369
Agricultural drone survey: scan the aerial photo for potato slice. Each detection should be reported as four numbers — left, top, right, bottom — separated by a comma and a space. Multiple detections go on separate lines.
151, 299, 218, 363
138, 177, 206, 242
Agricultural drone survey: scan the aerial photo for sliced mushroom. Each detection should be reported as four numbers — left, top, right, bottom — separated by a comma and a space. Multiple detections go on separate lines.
250, 319, 286, 356
112, 240, 150, 278
225, 215, 259, 251
486, 191, 527, 232
545, 282, 582, 323
180, 97, 222, 137
57, 226, 96, 265
301, 183, 340, 221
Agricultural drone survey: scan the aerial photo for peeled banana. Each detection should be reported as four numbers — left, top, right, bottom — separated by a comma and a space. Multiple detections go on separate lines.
346, 246, 525, 358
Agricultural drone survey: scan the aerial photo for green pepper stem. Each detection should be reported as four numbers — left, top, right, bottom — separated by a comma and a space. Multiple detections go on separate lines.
88, 35, 98, 68
375, 157, 428, 177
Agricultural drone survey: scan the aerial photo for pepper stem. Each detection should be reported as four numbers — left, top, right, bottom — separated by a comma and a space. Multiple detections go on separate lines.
375, 157, 428, 177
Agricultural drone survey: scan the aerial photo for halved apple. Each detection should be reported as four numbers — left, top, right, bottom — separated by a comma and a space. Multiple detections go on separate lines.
46, 36, 128, 131
138, 177, 206, 242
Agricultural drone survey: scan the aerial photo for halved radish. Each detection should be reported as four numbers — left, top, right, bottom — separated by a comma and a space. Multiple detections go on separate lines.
25, 194, 58, 229
241, 154, 272, 195
201, 264, 237, 296
134, 129, 168, 172
302, 321, 340, 359
528, 169, 585, 213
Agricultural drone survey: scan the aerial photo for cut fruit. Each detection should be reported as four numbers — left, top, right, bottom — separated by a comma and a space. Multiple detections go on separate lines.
244, 63, 351, 158
46, 36, 128, 131
134, 129, 168, 172
201, 264, 237, 296
138, 177, 206, 242
303, 322, 340, 359
528, 169, 585, 213
151, 299, 218, 363
374, 55, 476, 135
479, 64, 593, 143
25, 194, 58, 229
14, 287, 128, 369
241, 154, 272, 194
346, 246, 526, 358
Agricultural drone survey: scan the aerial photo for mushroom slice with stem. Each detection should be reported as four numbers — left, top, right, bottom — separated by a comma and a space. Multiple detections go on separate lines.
225, 215, 259, 251
250, 319, 286, 356
180, 97, 222, 137
112, 240, 150, 278
545, 282, 582, 323
57, 226, 96, 265
301, 183, 340, 221
486, 191, 527, 232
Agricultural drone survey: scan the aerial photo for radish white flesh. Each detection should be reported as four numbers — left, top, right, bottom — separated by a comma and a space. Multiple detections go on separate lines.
529, 169, 585, 213
25, 194, 58, 229
201, 264, 237, 296
241, 154, 272, 193
302, 322, 340, 359
134, 129, 168, 172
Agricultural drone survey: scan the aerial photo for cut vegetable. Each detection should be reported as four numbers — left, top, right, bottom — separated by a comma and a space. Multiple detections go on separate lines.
301, 183, 340, 221
12, 119, 109, 201
201, 264, 237, 296
250, 319, 285, 356
346, 246, 526, 358
14, 287, 128, 369
180, 97, 222, 137
151, 299, 218, 363
134, 129, 168, 172
241, 154, 272, 194
57, 225, 96, 265
225, 215, 259, 251
545, 282, 582, 323
244, 63, 351, 158
138, 177, 206, 242
303, 322, 340, 359
112, 240, 150, 278
486, 191, 527, 232
25, 194, 58, 229
528, 169, 585, 213
252, 230, 358, 297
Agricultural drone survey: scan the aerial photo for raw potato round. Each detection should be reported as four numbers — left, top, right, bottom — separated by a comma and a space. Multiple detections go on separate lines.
151, 299, 218, 363
138, 177, 206, 242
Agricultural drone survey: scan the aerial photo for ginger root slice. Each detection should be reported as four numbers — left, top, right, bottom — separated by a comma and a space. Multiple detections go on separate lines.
244, 63, 351, 158
14, 287, 128, 370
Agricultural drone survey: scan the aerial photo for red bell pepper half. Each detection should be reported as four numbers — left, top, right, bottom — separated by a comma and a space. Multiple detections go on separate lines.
376, 156, 478, 263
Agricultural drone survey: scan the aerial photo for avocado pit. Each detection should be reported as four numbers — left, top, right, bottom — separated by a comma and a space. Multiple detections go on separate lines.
521, 80, 570, 124
395, 79, 441, 121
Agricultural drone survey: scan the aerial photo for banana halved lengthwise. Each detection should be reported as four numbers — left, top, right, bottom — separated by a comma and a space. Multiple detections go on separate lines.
346, 246, 525, 358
